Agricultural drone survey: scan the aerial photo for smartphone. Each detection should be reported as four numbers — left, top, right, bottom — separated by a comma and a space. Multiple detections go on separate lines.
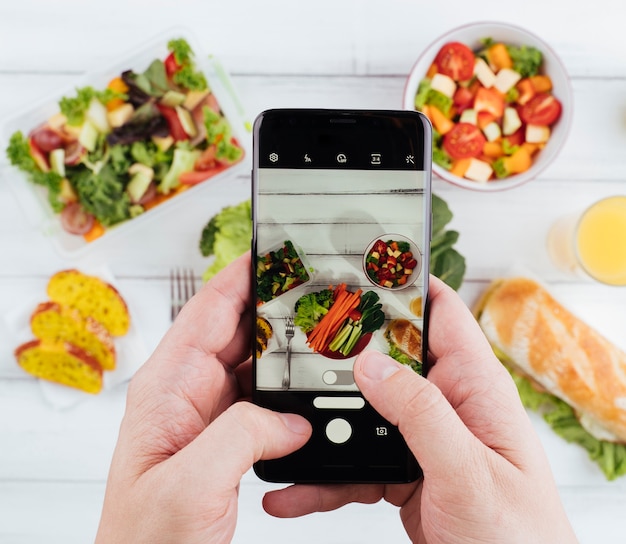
252, 109, 432, 483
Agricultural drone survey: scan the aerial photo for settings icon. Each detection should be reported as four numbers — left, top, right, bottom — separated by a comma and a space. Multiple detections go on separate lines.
269, 152, 279, 163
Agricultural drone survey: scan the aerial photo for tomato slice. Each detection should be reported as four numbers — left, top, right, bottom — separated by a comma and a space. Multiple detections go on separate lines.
164, 52, 181, 78
520, 93, 562, 125
60, 202, 95, 235
443, 123, 486, 160
156, 104, 189, 141
179, 163, 229, 185
434, 42, 475, 81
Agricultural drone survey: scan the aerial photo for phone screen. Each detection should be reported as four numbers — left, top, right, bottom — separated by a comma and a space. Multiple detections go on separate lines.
252, 109, 431, 483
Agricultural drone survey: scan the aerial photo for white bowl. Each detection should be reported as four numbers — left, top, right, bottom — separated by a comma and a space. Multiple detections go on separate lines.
402, 22, 573, 191
362, 234, 421, 291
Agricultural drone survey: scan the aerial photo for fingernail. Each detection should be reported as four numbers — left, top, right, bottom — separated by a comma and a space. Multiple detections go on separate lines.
358, 351, 402, 381
278, 413, 312, 435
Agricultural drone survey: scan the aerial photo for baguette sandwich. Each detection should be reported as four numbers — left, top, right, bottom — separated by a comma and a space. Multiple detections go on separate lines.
475, 276, 626, 479
385, 318, 423, 374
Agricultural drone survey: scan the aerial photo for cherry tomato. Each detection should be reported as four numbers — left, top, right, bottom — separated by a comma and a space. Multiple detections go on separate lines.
164, 52, 181, 78
137, 182, 157, 205
60, 202, 95, 235
63, 141, 85, 165
155, 104, 189, 141
434, 42, 475, 81
443, 123, 486, 160
30, 126, 63, 153
520, 93, 562, 125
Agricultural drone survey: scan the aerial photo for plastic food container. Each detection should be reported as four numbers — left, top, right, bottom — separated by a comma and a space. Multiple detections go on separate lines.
0, 28, 251, 258
255, 240, 315, 307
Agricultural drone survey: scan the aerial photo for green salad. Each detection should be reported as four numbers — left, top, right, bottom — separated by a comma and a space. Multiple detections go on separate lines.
6, 38, 243, 242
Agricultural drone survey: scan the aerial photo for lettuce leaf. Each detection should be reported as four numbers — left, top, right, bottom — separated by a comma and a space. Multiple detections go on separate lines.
508, 366, 626, 480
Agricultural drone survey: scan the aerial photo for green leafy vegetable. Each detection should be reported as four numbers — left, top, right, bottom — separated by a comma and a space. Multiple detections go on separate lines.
294, 290, 334, 333
256, 240, 310, 303
173, 64, 208, 91
71, 163, 130, 226
167, 38, 194, 65
167, 38, 208, 91
200, 200, 252, 281
506, 44, 543, 78
388, 342, 422, 374
430, 194, 466, 290
6, 131, 64, 211
159, 147, 200, 194
508, 366, 626, 481
203, 107, 242, 162
59, 86, 124, 126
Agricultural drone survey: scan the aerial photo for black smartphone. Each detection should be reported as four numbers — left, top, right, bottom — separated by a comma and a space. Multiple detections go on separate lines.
252, 109, 432, 483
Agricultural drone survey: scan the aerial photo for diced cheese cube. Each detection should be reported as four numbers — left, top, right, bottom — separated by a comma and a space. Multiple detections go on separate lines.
107, 103, 134, 128
482, 121, 501, 142
473, 58, 496, 88
526, 124, 551, 143
430, 73, 457, 98
493, 68, 522, 94
459, 108, 478, 125
183, 90, 211, 111
464, 158, 493, 183
503, 107, 522, 136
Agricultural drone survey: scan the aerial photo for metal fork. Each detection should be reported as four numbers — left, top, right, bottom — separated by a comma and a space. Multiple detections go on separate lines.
170, 268, 197, 321
282, 316, 295, 390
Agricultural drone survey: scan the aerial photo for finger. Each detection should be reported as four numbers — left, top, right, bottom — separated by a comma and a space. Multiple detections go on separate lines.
427, 274, 495, 365
263, 483, 385, 518
354, 350, 487, 478
171, 402, 311, 494
425, 276, 540, 460
160, 252, 252, 367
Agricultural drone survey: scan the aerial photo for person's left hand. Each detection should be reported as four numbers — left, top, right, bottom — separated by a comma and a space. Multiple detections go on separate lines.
96, 253, 311, 544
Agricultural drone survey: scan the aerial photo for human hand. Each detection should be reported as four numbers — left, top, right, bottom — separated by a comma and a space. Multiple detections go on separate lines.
263, 276, 577, 543
96, 253, 311, 544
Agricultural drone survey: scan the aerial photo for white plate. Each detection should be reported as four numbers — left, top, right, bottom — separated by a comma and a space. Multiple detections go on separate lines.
3, 265, 148, 409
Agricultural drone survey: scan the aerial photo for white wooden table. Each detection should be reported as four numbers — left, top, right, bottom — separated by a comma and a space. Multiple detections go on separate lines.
1, 1, 626, 542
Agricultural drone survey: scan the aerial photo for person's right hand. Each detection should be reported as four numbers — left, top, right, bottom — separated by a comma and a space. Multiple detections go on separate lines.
263, 275, 578, 543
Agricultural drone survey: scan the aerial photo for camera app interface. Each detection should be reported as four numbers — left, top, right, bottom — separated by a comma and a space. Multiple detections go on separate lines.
255, 132, 428, 392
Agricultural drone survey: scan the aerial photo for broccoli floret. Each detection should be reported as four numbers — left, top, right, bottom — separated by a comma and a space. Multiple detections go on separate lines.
294, 290, 334, 333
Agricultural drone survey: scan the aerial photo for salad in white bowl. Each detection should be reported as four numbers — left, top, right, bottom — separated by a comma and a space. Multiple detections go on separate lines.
403, 22, 572, 191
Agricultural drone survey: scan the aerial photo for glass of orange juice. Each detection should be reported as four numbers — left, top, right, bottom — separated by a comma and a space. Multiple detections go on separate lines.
547, 196, 626, 285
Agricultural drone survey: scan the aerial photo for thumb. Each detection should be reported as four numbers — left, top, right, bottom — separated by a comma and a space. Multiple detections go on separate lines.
174, 402, 311, 491
354, 351, 483, 477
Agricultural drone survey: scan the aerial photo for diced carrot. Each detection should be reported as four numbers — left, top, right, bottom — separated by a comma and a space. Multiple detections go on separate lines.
504, 147, 532, 174
515, 79, 536, 105
107, 76, 129, 94
428, 105, 454, 135
450, 158, 472, 177
529, 75, 552, 93
83, 220, 105, 243
487, 43, 513, 71
483, 140, 504, 158
521, 142, 540, 156
426, 63, 438, 78
106, 77, 129, 112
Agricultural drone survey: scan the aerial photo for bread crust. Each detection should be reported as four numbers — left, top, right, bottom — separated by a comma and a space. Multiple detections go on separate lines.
386, 319, 423, 362
47, 269, 130, 336
30, 301, 116, 371
15, 339, 103, 394
477, 277, 626, 443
